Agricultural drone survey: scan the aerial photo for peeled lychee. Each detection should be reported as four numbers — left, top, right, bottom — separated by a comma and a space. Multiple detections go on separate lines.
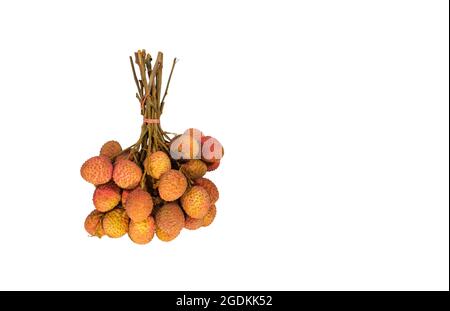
202, 204, 216, 227
144, 151, 171, 179
113, 159, 142, 189
201, 136, 224, 163
181, 160, 207, 179
102, 208, 129, 238
158, 169, 187, 201
128, 216, 155, 245
155, 202, 185, 236
80, 156, 113, 185
206, 160, 220, 172
169, 134, 200, 160
194, 178, 219, 204
184, 216, 203, 230
100, 140, 122, 160
156, 227, 180, 242
84, 210, 105, 238
125, 188, 153, 222
93, 182, 121, 212
180, 186, 211, 219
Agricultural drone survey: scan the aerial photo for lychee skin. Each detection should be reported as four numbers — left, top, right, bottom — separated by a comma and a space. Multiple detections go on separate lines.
156, 227, 180, 242
201, 136, 224, 163
121, 188, 134, 206
102, 208, 129, 238
144, 151, 171, 179
155, 202, 185, 236
113, 159, 142, 189
84, 210, 105, 238
184, 216, 203, 230
158, 170, 188, 201
81, 156, 113, 186
125, 188, 153, 222
202, 204, 217, 227
100, 140, 122, 160
194, 178, 219, 204
115, 150, 131, 162
181, 160, 207, 179
206, 160, 220, 172
128, 216, 155, 245
181, 186, 211, 219
93, 182, 121, 212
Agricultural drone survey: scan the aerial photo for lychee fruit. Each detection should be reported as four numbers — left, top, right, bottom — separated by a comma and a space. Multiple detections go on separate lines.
158, 169, 187, 201
102, 208, 129, 238
80, 156, 113, 186
93, 182, 121, 212
125, 188, 153, 222
115, 150, 131, 162
169, 134, 201, 160
194, 177, 219, 204
84, 210, 105, 238
184, 216, 203, 230
155, 227, 180, 242
155, 202, 185, 236
144, 151, 171, 179
181, 160, 207, 179
100, 140, 122, 160
128, 216, 155, 245
180, 186, 211, 219
121, 188, 134, 206
202, 204, 217, 227
206, 160, 220, 172
201, 136, 224, 163
113, 159, 142, 189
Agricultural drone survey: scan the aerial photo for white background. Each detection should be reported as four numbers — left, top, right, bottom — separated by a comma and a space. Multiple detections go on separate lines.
0, 0, 448, 291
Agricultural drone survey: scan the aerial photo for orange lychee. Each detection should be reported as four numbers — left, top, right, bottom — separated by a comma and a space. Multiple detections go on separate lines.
113, 159, 142, 189
181, 160, 207, 179
194, 177, 219, 204
80, 156, 113, 186
158, 169, 187, 201
202, 204, 217, 227
93, 182, 121, 212
155, 202, 185, 236
84, 210, 105, 238
128, 216, 155, 245
144, 151, 171, 179
180, 186, 211, 219
125, 188, 153, 222
102, 208, 129, 238
100, 140, 122, 160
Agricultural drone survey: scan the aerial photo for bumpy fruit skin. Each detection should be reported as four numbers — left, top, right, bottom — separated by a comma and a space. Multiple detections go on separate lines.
144, 151, 171, 179
202, 204, 216, 227
155, 203, 185, 236
102, 208, 129, 238
184, 216, 203, 230
156, 227, 180, 242
206, 160, 220, 172
113, 159, 142, 189
84, 210, 105, 238
194, 178, 219, 204
80, 156, 113, 185
115, 150, 131, 162
158, 170, 187, 201
181, 186, 211, 219
93, 182, 121, 212
121, 189, 134, 206
128, 216, 155, 245
170, 134, 201, 160
201, 136, 224, 163
181, 160, 207, 179
125, 188, 153, 222
100, 140, 122, 160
